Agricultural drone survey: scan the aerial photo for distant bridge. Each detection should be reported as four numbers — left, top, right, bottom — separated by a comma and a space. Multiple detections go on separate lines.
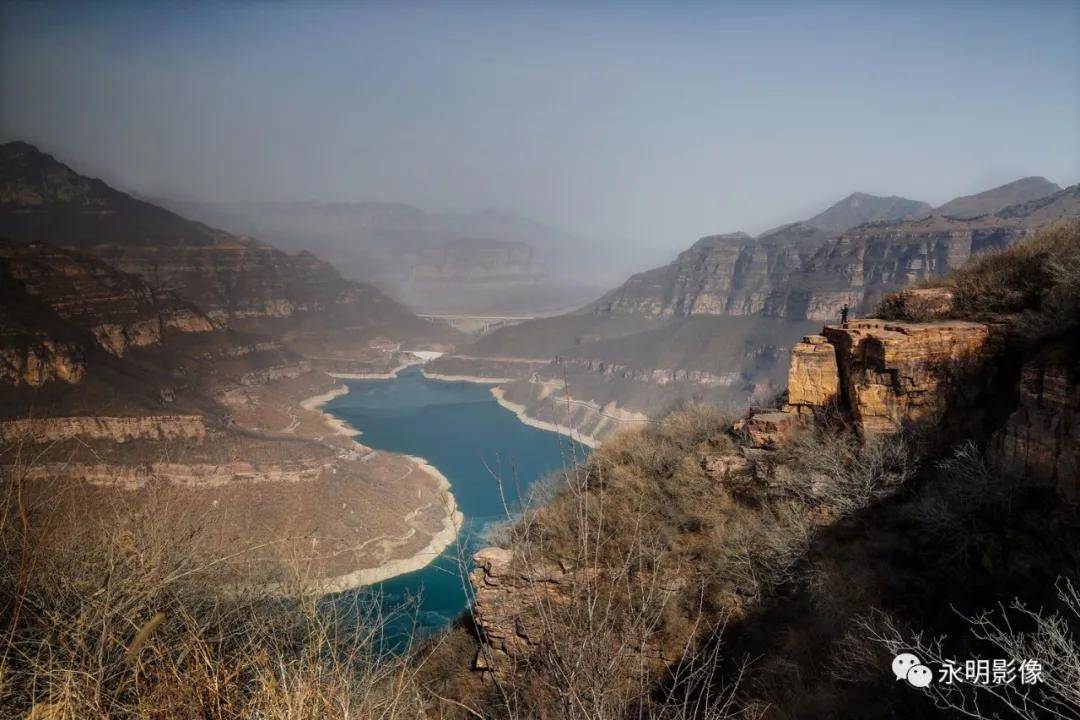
417, 314, 534, 335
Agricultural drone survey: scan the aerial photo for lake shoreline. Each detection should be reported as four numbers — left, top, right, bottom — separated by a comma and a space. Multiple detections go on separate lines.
314, 456, 463, 593
421, 369, 600, 448
298, 379, 463, 592
489, 386, 600, 449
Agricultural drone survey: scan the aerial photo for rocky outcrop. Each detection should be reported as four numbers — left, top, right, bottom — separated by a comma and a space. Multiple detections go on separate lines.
781, 319, 1079, 500
0, 341, 85, 386
470, 547, 583, 673
995, 358, 1079, 499
824, 320, 995, 435
785, 334, 839, 410
875, 288, 957, 322
0, 240, 214, 359
737, 411, 801, 448
0, 415, 207, 444
780, 320, 996, 436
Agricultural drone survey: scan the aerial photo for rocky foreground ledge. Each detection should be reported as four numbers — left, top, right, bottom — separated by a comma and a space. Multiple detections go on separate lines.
468, 309, 1080, 674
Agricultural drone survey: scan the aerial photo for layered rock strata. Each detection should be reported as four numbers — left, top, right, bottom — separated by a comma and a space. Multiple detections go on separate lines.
995, 358, 1079, 499
0, 415, 206, 444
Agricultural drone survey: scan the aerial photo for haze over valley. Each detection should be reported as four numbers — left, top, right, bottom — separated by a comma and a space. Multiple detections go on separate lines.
2, 2, 1079, 718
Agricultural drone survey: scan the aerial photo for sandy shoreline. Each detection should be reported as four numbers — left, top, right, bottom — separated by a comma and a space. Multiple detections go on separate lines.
297, 381, 463, 592
423, 369, 602, 447
315, 456, 463, 593
421, 370, 514, 384
490, 386, 600, 449
326, 351, 445, 381
300, 384, 364, 439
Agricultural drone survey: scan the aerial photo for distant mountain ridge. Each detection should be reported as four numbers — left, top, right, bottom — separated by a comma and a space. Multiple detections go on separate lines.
430, 176, 1077, 442
765, 182, 1080, 321
803, 192, 932, 233
0, 141, 226, 248
934, 176, 1061, 219
159, 198, 613, 315
587, 191, 931, 320
0, 142, 440, 347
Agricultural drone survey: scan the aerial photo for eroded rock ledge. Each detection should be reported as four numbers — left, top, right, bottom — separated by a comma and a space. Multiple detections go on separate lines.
786, 320, 997, 435
0, 414, 207, 444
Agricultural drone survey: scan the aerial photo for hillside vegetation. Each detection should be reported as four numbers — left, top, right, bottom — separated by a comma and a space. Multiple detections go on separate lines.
878, 220, 1080, 342
4, 224, 1079, 719
430, 222, 1080, 718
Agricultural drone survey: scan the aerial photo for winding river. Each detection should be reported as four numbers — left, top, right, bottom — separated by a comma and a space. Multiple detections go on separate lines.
323, 366, 584, 637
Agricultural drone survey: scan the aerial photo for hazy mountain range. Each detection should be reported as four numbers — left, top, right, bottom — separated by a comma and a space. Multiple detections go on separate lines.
429, 175, 1078, 441
158, 198, 620, 316
3, 138, 1076, 447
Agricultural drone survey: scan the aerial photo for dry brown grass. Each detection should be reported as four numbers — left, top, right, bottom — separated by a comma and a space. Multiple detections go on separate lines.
0, 445, 433, 719
876, 221, 1080, 339
461, 403, 926, 719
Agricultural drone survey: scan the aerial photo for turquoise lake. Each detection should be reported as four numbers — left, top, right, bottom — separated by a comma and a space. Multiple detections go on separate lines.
323, 366, 584, 637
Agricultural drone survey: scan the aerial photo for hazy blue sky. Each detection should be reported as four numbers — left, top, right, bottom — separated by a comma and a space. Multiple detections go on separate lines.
2, 1, 1077, 264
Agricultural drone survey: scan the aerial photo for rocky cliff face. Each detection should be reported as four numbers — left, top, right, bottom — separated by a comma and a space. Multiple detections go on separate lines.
0, 340, 85, 387
0, 414, 206, 444
763, 219, 1037, 321
764, 184, 1080, 321
995, 357, 1079, 500
781, 319, 1077, 499
590, 228, 830, 318
0, 240, 214, 359
783, 320, 999, 435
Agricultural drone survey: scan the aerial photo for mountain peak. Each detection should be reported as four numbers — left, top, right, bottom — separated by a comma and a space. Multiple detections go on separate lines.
935, 176, 1062, 219
806, 193, 932, 234
0, 139, 224, 247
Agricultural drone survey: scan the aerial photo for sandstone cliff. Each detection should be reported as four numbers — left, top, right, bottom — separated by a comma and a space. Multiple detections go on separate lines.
995, 356, 1079, 500
782, 320, 998, 435
764, 184, 1080, 321
1, 240, 214, 359
0, 414, 206, 444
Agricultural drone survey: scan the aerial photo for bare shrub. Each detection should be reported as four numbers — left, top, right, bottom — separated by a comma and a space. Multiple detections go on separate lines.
861, 578, 1080, 720
474, 452, 746, 720
772, 428, 919, 517
910, 220, 1080, 339
0, 448, 431, 719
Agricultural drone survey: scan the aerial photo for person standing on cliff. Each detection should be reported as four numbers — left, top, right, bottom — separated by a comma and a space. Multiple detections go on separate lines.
840, 303, 849, 326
